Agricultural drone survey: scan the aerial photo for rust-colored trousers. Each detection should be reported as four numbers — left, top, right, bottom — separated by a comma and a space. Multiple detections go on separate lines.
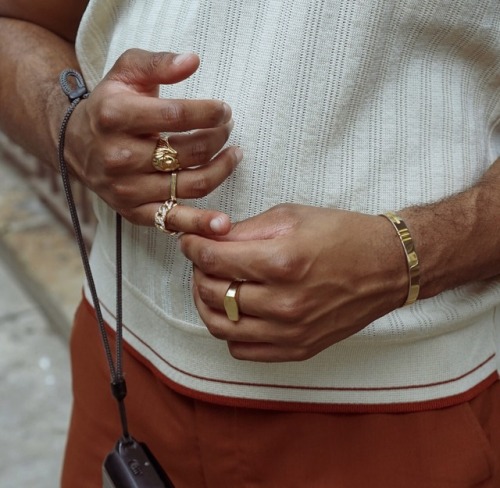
61, 300, 500, 487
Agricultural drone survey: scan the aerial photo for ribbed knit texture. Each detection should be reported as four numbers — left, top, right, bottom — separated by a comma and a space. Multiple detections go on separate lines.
76, 0, 500, 409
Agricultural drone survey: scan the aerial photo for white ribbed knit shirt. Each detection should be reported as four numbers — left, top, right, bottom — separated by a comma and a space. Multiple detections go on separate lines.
76, 0, 500, 410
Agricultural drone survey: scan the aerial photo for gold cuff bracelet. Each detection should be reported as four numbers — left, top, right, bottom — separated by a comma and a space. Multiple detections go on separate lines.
381, 212, 420, 306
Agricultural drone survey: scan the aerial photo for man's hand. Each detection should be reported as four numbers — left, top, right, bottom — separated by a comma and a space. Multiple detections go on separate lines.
180, 204, 407, 362
65, 49, 241, 234
180, 156, 500, 362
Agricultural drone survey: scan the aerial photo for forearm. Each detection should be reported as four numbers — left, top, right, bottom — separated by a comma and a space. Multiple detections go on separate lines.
400, 157, 500, 300
0, 18, 80, 168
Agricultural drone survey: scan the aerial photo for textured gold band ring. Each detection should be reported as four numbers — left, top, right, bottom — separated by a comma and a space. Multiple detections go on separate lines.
224, 280, 243, 322
152, 137, 180, 172
154, 199, 179, 235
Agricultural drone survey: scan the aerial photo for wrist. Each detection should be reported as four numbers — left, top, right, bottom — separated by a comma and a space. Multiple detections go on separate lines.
348, 212, 409, 313
396, 161, 500, 300
380, 212, 420, 306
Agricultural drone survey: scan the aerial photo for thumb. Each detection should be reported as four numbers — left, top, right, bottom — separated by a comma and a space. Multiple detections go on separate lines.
220, 205, 306, 242
105, 49, 200, 92
221, 213, 290, 242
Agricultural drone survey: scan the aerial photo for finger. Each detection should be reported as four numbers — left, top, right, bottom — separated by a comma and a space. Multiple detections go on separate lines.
170, 145, 242, 199
180, 235, 287, 282
226, 341, 310, 363
143, 122, 236, 173
159, 202, 232, 235
123, 201, 232, 235
106, 49, 201, 90
192, 281, 275, 342
193, 282, 309, 351
111, 145, 241, 210
166, 122, 234, 168
95, 96, 232, 134
193, 267, 300, 324
93, 122, 235, 181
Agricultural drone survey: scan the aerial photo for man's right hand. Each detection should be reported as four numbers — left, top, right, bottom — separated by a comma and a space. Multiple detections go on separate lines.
65, 49, 241, 234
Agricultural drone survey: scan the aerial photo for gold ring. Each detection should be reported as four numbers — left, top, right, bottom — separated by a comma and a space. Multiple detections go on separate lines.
170, 172, 178, 201
152, 137, 180, 172
224, 280, 243, 322
154, 199, 179, 235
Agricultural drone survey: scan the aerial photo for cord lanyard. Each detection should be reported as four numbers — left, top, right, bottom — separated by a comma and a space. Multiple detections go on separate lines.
59, 70, 175, 487
58, 69, 129, 440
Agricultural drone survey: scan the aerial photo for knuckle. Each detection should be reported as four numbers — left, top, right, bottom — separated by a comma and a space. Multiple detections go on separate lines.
189, 213, 205, 232
166, 206, 205, 232
227, 343, 247, 360
112, 49, 134, 72
291, 347, 316, 362
269, 250, 301, 281
194, 280, 217, 306
272, 203, 295, 220
190, 174, 213, 198
190, 140, 211, 162
116, 48, 140, 65
205, 320, 226, 340
148, 51, 168, 72
281, 323, 309, 344
269, 203, 302, 231
108, 181, 133, 204
101, 150, 124, 174
113, 50, 176, 82
139, 51, 173, 78
274, 296, 303, 323
94, 102, 121, 132
285, 332, 325, 361
160, 103, 185, 128
197, 246, 218, 273
277, 289, 315, 324
117, 207, 138, 225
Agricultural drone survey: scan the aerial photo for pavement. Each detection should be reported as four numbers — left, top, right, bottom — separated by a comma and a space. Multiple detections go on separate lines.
0, 141, 84, 487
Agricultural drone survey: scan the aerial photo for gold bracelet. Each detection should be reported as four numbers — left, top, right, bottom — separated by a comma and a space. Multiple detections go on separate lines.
381, 212, 420, 306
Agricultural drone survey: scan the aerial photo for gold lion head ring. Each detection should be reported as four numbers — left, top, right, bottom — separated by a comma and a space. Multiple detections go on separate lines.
152, 136, 180, 172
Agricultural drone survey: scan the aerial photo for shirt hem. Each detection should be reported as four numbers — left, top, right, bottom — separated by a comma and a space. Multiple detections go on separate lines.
81, 296, 499, 413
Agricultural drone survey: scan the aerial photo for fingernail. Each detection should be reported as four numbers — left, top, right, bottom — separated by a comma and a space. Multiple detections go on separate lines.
210, 216, 226, 233
173, 52, 195, 65
234, 147, 243, 163
222, 102, 232, 119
